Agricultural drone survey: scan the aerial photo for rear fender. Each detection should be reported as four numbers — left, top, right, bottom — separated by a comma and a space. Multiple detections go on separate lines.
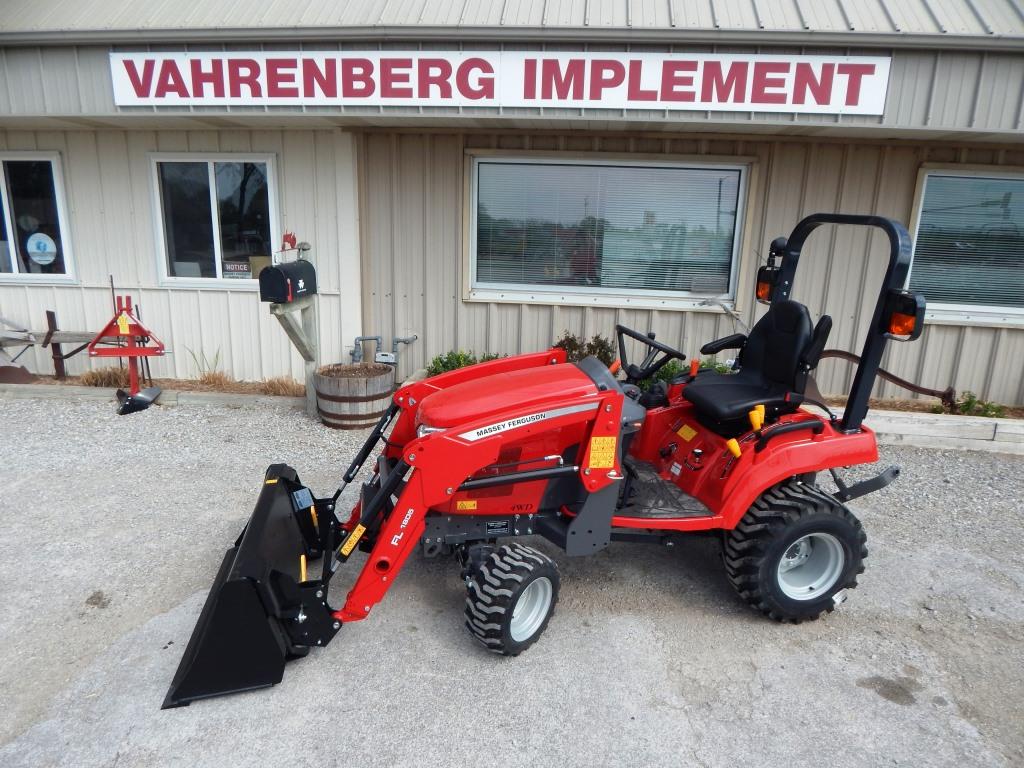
712, 422, 879, 527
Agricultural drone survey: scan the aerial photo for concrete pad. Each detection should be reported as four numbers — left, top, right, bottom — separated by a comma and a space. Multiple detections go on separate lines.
1, 397, 1022, 767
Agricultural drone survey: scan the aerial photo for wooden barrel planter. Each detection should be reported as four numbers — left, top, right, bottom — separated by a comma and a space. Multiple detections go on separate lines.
313, 363, 396, 430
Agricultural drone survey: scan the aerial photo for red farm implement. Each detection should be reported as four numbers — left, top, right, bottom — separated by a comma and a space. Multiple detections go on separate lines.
87, 295, 165, 414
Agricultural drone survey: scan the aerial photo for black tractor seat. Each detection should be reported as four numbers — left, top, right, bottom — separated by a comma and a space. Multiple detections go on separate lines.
684, 299, 831, 436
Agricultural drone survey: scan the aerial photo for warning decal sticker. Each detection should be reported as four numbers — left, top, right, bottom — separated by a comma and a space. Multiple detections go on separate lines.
676, 423, 698, 442
588, 436, 618, 469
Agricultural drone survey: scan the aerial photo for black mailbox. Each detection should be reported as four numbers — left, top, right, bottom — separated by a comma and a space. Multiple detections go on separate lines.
259, 259, 317, 303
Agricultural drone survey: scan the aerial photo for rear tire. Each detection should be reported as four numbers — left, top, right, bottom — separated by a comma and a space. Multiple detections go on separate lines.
464, 543, 560, 655
724, 480, 867, 623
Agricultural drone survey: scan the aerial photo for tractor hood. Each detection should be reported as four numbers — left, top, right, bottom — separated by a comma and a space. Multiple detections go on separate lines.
416, 363, 598, 430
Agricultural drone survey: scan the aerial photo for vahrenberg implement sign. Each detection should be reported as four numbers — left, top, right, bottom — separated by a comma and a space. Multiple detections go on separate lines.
110, 52, 890, 115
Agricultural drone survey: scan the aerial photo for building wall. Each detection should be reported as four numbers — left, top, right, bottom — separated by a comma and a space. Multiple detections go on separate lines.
0, 45, 1021, 141
0, 128, 362, 381
359, 130, 1024, 405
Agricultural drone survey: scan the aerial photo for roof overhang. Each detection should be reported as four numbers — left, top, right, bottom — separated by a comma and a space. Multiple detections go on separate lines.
0, 112, 1020, 145
0, 26, 1022, 53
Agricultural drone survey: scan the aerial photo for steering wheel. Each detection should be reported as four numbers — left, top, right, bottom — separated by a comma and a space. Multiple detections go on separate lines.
615, 324, 687, 385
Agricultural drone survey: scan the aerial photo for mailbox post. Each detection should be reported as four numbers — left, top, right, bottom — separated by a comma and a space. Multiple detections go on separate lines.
260, 255, 320, 418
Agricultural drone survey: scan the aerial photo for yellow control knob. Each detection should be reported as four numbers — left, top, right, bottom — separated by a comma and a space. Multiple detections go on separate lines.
726, 438, 742, 459
748, 408, 764, 432
756, 403, 766, 421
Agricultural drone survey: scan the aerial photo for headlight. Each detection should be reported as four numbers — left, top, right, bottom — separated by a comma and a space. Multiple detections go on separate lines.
417, 423, 445, 438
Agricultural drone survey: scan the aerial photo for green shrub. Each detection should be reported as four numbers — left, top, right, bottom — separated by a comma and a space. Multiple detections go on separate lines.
701, 356, 734, 374
957, 391, 1006, 418
638, 359, 685, 391
552, 331, 616, 366
426, 350, 504, 377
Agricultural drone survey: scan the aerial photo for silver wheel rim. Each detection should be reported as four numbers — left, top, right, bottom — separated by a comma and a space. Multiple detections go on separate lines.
776, 533, 845, 601
510, 576, 553, 642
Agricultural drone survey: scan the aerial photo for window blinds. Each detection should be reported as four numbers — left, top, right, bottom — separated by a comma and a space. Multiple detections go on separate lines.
911, 174, 1024, 309
475, 161, 742, 296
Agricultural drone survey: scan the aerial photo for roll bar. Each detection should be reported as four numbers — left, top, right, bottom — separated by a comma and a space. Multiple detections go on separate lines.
767, 213, 921, 434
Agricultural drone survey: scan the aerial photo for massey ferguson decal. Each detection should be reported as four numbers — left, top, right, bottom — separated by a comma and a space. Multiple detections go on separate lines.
458, 403, 600, 442
110, 52, 890, 114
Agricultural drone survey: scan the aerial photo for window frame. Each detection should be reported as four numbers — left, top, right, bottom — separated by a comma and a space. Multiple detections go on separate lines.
149, 152, 281, 289
908, 164, 1024, 328
465, 152, 751, 311
0, 151, 76, 284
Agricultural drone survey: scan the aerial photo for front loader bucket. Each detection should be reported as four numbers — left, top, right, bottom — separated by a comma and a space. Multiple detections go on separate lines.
163, 464, 339, 708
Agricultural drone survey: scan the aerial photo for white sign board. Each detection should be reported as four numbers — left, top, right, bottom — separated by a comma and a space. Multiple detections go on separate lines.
110, 51, 890, 115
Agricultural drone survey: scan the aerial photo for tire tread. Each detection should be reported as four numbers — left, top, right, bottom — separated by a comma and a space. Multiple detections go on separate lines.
724, 480, 868, 623
464, 544, 559, 655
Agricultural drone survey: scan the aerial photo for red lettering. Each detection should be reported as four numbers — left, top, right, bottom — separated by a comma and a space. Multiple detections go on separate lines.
123, 59, 155, 98
417, 58, 453, 99
793, 63, 834, 105
751, 62, 789, 104
627, 60, 657, 101
837, 63, 875, 106
266, 58, 298, 98
523, 58, 537, 100
456, 58, 494, 100
341, 59, 374, 97
227, 59, 262, 98
302, 58, 337, 98
589, 60, 626, 100
154, 60, 189, 98
700, 61, 748, 103
540, 59, 585, 100
660, 61, 698, 102
189, 59, 224, 98
381, 59, 413, 98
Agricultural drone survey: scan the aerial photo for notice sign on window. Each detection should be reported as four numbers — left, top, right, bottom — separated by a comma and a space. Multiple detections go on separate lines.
110, 52, 890, 115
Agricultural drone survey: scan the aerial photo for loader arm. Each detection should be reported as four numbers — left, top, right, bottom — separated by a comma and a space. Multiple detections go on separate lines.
336, 386, 623, 622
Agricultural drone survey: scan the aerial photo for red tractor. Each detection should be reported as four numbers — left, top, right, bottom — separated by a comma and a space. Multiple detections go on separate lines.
165, 213, 926, 707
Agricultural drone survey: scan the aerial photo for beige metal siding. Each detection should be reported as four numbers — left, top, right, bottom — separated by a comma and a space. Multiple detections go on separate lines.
1, 45, 1022, 141
0, 128, 362, 382
359, 130, 1024, 404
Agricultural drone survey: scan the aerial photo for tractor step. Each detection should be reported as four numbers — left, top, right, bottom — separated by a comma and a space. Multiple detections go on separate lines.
619, 458, 712, 519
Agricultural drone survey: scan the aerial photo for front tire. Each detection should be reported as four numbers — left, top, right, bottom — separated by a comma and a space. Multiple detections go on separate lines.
465, 543, 560, 655
724, 481, 867, 622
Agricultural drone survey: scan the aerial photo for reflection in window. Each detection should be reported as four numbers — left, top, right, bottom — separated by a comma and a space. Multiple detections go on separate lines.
216, 162, 271, 279
911, 174, 1024, 309
474, 161, 743, 297
1, 160, 68, 275
159, 162, 216, 278
157, 159, 272, 280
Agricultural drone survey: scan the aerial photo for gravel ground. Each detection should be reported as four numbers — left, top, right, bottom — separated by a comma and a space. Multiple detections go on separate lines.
0, 397, 1022, 768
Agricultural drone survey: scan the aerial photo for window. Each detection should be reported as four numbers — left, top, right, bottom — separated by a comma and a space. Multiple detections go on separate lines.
470, 157, 746, 306
911, 171, 1024, 313
0, 155, 72, 277
154, 157, 276, 282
